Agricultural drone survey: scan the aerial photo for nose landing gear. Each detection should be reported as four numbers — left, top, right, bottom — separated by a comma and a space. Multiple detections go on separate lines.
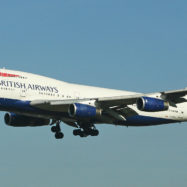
51, 121, 64, 139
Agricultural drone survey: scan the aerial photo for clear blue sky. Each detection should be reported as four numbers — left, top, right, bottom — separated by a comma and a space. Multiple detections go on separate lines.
0, 0, 187, 186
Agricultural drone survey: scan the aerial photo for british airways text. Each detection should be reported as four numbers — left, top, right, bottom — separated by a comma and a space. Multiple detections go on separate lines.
0, 80, 59, 93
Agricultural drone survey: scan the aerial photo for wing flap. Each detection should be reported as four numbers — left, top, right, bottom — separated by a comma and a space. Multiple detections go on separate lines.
97, 94, 143, 107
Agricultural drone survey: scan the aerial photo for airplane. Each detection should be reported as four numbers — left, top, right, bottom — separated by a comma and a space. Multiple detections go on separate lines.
0, 68, 187, 139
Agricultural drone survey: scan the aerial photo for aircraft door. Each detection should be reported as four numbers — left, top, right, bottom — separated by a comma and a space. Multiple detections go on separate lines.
20, 89, 27, 98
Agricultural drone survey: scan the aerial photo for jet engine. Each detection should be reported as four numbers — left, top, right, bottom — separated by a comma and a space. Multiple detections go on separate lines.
137, 97, 169, 112
4, 113, 50, 127
68, 103, 102, 118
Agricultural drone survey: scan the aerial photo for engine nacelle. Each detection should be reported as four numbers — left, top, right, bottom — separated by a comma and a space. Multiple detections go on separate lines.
4, 113, 50, 127
68, 103, 102, 118
137, 97, 169, 112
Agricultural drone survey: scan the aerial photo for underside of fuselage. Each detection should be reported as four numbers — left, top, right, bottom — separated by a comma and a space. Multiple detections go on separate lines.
0, 98, 179, 128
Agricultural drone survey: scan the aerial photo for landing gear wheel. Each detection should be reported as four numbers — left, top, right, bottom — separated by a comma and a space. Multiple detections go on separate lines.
89, 129, 99, 136
73, 129, 88, 137
79, 132, 85, 138
95, 129, 99, 136
73, 129, 82, 136
51, 126, 57, 133
55, 132, 64, 139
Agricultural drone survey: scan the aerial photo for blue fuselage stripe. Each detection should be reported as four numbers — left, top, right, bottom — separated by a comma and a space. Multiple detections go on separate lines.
0, 98, 178, 126
124, 115, 178, 126
0, 98, 69, 119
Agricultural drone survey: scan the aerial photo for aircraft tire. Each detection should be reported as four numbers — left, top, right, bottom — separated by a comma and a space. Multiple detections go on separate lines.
90, 129, 99, 136
51, 126, 57, 133
73, 129, 81, 136
55, 132, 64, 139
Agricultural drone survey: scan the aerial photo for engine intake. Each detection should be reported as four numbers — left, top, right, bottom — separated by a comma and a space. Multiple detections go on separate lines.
137, 97, 169, 112
68, 103, 102, 118
4, 113, 50, 127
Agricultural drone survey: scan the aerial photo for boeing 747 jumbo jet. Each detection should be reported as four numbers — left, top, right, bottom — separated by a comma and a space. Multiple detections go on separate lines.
0, 69, 187, 139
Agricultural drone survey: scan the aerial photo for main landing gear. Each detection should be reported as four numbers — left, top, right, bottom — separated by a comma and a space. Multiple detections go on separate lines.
50, 120, 99, 139
73, 123, 99, 138
51, 121, 64, 139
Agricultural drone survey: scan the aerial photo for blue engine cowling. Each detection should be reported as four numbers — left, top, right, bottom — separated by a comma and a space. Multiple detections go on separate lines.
137, 97, 169, 112
4, 113, 50, 127
68, 103, 102, 118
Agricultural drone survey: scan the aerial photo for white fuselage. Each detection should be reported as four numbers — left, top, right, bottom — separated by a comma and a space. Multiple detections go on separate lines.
0, 69, 187, 126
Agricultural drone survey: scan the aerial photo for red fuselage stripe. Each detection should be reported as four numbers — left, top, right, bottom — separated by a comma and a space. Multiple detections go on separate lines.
0, 72, 20, 77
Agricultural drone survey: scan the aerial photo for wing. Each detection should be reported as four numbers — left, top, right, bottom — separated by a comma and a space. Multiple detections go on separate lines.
30, 99, 95, 112
30, 88, 187, 111
161, 88, 187, 103
30, 93, 144, 112
98, 88, 187, 107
